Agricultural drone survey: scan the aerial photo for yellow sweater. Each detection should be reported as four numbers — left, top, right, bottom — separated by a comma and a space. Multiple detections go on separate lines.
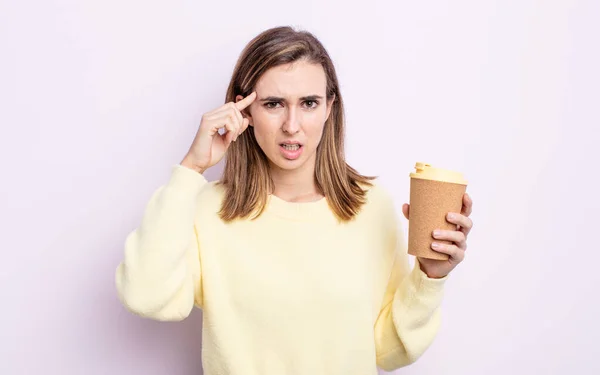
115, 164, 448, 374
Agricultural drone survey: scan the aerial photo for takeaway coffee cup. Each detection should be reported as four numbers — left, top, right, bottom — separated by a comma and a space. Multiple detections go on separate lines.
408, 162, 468, 260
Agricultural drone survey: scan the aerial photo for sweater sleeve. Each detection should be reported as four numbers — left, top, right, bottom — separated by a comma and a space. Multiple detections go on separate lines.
115, 164, 207, 321
373, 204, 448, 371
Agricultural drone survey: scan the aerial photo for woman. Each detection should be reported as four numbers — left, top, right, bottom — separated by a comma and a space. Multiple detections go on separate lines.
115, 26, 474, 374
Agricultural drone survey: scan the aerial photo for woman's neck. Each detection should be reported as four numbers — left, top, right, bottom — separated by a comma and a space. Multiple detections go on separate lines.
269, 161, 323, 203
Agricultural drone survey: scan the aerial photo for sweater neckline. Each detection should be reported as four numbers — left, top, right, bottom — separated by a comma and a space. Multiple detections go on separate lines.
265, 193, 331, 221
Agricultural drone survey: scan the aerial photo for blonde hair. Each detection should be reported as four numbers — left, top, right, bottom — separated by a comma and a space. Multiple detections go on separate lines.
218, 26, 375, 222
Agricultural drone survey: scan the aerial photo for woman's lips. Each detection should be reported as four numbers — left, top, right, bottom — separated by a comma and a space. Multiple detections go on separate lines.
279, 143, 303, 160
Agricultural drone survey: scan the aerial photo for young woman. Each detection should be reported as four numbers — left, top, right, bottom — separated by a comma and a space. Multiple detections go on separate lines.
115, 26, 474, 375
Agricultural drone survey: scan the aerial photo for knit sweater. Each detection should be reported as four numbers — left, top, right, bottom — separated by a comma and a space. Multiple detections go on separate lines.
115, 164, 448, 374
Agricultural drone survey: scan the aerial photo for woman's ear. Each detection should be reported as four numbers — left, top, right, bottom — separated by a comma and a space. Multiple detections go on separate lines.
236, 94, 254, 126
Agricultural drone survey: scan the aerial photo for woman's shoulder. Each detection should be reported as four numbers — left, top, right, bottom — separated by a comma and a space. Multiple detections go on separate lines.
361, 178, 396, 206
349, 178, 402, 238
198, 178, 225, 198
192, 179, 227, 218
352, 177, 399, 222
198, 177, 226, 198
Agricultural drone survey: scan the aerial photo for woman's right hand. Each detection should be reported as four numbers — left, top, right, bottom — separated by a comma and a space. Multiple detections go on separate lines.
181, 91, 257, 174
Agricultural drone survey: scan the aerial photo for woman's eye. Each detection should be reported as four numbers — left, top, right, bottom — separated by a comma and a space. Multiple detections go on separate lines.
265, 102, 281, 109
304, 100, 319, 109
265, 101, 318, 109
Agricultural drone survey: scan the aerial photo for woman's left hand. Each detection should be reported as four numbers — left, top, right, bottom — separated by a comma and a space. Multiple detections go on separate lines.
402, 193, 474, 279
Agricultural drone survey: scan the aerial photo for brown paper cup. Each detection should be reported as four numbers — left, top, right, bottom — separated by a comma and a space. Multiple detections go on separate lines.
408, 163, 468, 260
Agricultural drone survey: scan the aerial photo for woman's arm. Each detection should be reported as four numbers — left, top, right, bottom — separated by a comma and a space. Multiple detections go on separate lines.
373, 202, 448, 371
115, 164, 206, 321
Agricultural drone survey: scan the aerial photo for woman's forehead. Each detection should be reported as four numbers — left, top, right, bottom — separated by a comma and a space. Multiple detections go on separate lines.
255, 61, 327, 97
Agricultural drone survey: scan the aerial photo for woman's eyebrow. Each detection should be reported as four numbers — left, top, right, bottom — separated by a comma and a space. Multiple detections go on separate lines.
258, 95, 324, 102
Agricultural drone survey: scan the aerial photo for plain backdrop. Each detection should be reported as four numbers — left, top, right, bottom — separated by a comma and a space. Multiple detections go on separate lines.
1, 0, 599, 374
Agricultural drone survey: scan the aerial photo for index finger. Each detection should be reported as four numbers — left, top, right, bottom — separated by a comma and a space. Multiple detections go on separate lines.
461, 193, 473, 216
235, 91, 257, 111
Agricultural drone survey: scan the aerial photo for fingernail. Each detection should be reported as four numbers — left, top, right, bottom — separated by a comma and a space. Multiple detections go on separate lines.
433, 230, 441, 238
448, 213, 456, 220
432, 242, 439, 249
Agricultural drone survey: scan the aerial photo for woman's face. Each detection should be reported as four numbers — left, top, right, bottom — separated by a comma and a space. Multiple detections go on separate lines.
240, 60, 334, 174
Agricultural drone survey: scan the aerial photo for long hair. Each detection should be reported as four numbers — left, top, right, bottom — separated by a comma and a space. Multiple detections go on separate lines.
218, 26, 375, 222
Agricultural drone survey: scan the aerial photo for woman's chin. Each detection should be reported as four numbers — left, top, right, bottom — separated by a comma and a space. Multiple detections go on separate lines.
267, 154, 307, 171
271, 158, 302, 171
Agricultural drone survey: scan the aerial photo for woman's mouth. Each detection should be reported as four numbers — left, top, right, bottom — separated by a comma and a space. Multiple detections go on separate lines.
281, 143, 301, 151
279, 142, 303, 160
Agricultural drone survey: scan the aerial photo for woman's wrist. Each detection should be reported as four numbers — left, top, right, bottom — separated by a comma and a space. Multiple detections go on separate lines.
180, 155, 206, 175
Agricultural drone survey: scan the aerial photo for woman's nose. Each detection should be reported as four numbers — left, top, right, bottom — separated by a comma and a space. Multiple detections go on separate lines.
281, 107, 301, 134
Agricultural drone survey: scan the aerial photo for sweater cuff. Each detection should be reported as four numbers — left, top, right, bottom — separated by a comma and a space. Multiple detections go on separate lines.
407, 259, 447, 304
167, 164, 208, 195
